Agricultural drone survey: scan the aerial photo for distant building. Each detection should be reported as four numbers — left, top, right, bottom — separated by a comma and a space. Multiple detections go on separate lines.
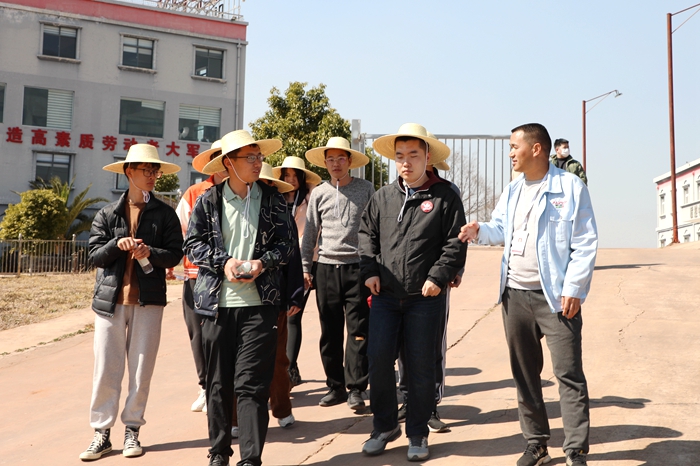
0, 0, 247, 217
654, 157, 700, 247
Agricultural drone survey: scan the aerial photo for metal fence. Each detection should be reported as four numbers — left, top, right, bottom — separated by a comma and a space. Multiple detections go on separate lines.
0, 235, 92, 276
358, 132, 512, 222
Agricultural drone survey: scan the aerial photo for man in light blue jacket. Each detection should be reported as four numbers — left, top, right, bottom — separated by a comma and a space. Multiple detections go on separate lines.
459, 123, 597, 466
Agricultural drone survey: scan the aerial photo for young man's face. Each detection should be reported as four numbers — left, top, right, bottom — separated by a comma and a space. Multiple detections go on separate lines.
395, 139, 430, 185
225, 144, 263, 184
556, 142, 570, 158
125, 163, 161, 192
324, 149, 351, 179
509, 130, 540, 174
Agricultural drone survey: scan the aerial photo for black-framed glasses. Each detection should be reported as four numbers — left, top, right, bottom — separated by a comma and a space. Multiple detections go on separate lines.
232, 154, 265, 164
133, 168, 163, 178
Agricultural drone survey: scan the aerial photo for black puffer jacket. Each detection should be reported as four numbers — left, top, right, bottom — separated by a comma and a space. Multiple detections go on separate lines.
89, 191, 183, 316
359, 172, 467, 299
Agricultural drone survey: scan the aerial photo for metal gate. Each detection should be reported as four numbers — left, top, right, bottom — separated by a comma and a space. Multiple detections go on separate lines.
352, 121, 512, 222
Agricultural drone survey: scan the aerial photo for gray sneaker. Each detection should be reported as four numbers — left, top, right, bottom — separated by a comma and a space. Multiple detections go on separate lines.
517, 443, 551, 466
361, 425, 401, 456
407, 436, 429, 462
566, 449, 587, 466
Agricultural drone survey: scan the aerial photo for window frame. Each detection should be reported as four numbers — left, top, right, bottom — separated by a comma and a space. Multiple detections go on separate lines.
33, 151, 73, 185
119, 34, 157, 73
659, 192, 666, 217
192, 45, 225, 82
112, 155, 130, 192
178, 104, 221, 142
38, 22, 80, 62
22, 86, 74, 130
0, 83, 5, 124
119, 97, 165, 138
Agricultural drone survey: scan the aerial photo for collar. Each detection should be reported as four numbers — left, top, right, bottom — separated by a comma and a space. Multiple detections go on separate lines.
397, 170, 443, 194
223, 180, 261, 203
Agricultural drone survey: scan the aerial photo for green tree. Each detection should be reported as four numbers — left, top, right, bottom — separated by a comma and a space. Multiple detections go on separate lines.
0, 189, 65, 240
249, 82, 350, 179
155, 173, 180, 193
29, 177, 107, 239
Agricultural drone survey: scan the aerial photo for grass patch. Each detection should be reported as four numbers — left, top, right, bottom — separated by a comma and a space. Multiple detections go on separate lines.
0, 273, 95, 331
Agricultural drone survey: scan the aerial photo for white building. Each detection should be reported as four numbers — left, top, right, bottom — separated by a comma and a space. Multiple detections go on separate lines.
654, 157, 700, 247
0, 0, 247, 217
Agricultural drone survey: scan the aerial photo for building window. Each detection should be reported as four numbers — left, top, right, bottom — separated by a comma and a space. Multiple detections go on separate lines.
22, 87, 73, 129
659, 193, 665, 217
35, 152, 71, 183
42, 25, 77, 59
683, 184, 689, 204
0, 83, 5, 123
113, 156, 129, 190
179, 105, 221, 142
119, 98, 164, 138
190, 166, 206, 186
194, 47, 223, 78
696, 177, 700, 201
122, 36, 154, 69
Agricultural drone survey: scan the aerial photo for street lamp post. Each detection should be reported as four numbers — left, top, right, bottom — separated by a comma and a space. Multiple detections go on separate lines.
667, 3, 700, 244
582, 89, 621, 172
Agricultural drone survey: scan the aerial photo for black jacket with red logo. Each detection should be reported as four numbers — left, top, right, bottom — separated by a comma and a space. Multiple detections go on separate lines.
359, 172, 467, 299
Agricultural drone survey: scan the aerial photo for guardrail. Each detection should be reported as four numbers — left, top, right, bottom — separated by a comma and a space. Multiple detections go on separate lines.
0, 235, 92, 276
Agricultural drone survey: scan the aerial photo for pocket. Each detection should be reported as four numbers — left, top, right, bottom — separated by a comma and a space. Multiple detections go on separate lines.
549, 216, 573, 242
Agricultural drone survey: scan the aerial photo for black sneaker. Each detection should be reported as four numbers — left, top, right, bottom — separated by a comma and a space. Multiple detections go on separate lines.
123, 426, 143, 457
79, 428, 112, 461
427, 410, 450, 433
347, 389, 365, 410
319, 388, 347, 407
288, 364, 302, 387
566, 449, 587, 466
397, 402, 407, 422
208, 452, 229, 466
517, 443, 551, 466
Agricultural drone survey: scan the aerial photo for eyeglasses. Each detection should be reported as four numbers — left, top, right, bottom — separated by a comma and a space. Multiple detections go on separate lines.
325, 156, 348, 165
133, 168, 163, 178
232, 155, 265, 164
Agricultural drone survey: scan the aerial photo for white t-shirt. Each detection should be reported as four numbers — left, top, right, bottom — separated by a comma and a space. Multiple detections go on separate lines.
506, 178, 544, 290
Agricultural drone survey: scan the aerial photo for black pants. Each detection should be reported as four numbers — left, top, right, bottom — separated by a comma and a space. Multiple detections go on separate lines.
202, 305, 278, 466
314, 262, 369, 391
286, 274, 313, 370
183, 279, 206, 388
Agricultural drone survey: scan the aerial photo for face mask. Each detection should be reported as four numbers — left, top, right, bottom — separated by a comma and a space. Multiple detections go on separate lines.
560, 148, 570, 157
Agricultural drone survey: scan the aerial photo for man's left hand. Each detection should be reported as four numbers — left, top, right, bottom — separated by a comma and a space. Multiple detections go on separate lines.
449, 275, 462, 288
422, 280, 441, 297
561, 296, 581, 319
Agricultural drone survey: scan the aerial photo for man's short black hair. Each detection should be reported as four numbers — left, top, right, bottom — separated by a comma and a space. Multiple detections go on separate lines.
324, 149, 351, 158
554, 138, 569, 149
395, 136, 427, 152
511, 123, 552, 156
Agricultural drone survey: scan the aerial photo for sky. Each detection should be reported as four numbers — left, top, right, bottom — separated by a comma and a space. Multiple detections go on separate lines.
238, 0, 700, 248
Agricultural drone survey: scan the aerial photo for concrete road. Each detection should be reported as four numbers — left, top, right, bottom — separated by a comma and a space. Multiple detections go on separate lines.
0, 244, 698, 465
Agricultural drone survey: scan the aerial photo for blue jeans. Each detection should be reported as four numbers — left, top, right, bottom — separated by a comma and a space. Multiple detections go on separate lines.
368, 293, 444, 438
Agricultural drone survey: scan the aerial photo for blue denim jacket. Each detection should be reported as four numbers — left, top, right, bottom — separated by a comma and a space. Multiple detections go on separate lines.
477, 164, 598, 313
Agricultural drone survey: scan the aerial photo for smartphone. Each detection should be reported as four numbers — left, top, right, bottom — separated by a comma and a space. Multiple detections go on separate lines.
234, 273, 253, 280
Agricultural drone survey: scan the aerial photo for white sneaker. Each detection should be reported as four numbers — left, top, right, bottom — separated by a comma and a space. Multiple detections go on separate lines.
231, 426, 239, 438
278, 414, 295, 428
191, 388, 206, 412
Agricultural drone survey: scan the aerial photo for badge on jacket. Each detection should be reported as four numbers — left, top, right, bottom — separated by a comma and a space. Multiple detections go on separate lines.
420, 201, 433, 213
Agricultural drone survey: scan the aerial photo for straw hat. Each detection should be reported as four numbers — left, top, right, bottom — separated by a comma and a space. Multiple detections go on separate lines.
305, 137, 369, 169
192, 140, 222, 174
271, 156, 322, 187
426, 132, 450, 171
373, 123, 450, 164
203, 130, 282, 175
103, 143, 180, 174
259, 163, 294, 193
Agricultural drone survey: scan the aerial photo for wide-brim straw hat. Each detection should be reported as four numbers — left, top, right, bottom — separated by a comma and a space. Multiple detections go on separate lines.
192, 140, 222, 174
260, 163, 294, 193
203, 130, 282, 175
373, 123, 450, 164
271, 156, 322, 187
103, 143, 180, 174
305, 137, 369, 169
426, 132, 450, 171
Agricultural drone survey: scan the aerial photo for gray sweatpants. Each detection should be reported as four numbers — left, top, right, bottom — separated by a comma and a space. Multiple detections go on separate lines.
502, 287, 589, 454
89, 304, 164, 430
